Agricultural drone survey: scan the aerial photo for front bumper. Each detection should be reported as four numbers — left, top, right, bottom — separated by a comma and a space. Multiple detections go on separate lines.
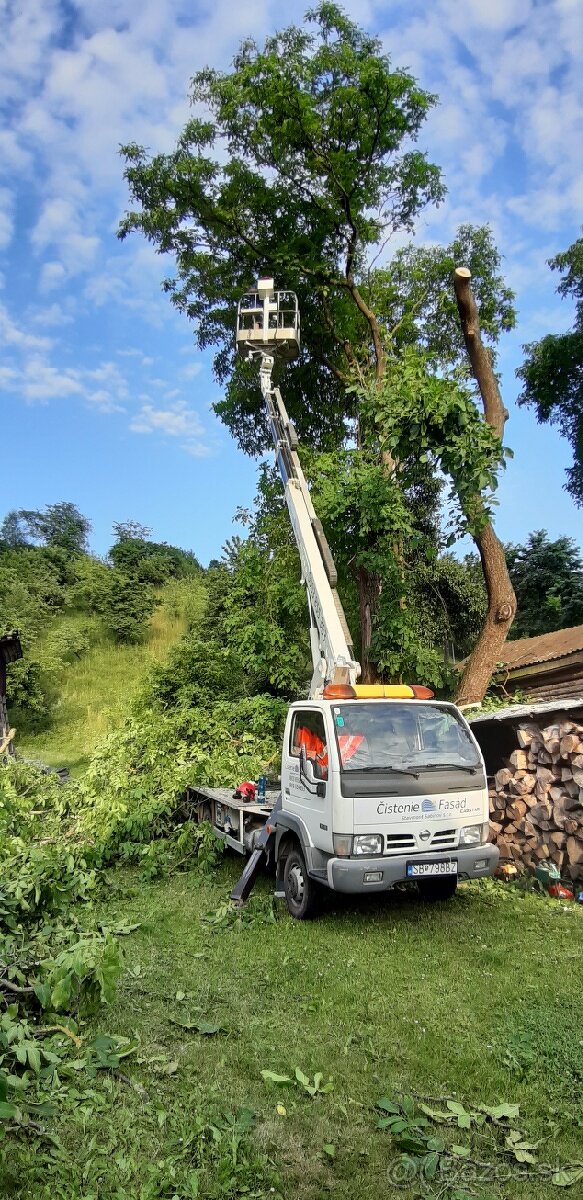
326, 843, 499, 894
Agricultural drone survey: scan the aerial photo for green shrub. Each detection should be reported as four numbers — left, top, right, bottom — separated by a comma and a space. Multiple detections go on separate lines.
101, 572, 156, 643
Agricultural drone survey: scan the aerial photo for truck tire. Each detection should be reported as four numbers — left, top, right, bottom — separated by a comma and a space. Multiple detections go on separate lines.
283, 846, 320, 920
417, 876, 458, 902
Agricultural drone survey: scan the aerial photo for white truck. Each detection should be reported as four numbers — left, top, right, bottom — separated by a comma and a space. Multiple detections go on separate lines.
187, 281, 498, 918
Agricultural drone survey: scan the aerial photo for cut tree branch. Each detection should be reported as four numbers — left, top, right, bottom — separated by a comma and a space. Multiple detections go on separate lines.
0, 978, 35, 995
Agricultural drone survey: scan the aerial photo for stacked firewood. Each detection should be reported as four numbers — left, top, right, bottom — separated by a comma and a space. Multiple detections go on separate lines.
488, 719, 583, 881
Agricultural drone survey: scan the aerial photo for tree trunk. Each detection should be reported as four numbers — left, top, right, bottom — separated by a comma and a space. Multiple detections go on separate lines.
452, 267, 516, 708
455, 519, 516, 707
357, 565, 382, 683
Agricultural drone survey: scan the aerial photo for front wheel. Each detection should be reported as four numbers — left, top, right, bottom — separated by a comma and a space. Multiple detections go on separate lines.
283, 847, 320, 920
417, 875, 458, 903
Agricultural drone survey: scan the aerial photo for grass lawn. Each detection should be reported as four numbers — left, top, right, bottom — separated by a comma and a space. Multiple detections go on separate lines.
5, 860, 583, 1199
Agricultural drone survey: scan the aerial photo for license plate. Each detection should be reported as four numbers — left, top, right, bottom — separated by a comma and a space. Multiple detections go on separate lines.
407, 860, 457, 877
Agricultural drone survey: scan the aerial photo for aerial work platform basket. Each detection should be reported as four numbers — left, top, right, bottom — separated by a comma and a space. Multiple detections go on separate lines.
236, 278, 300, 362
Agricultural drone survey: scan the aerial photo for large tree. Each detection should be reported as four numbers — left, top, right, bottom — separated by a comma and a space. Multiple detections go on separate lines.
506, 530, 583, 639
518, 233, 583, 506
1, 502, 91, 555
119, 2, 515, 698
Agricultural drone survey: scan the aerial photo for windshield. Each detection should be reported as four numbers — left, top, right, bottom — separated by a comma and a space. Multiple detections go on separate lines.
332, 702, 481, 772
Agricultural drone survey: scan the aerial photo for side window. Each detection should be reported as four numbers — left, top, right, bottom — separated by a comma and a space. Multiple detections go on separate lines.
289, 710, 328, 779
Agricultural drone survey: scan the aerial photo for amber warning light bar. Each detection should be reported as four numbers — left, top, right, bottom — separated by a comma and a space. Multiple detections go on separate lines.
322, 684, 435, 700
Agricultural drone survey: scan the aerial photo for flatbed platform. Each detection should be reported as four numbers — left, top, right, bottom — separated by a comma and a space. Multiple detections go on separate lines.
186, 783, 279, 854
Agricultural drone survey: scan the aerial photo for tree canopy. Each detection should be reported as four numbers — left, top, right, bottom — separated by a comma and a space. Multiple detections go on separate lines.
119, 2, 516, 697
506, 530, 583, 639
1, 503, 91, 555
518, 233, 583, 506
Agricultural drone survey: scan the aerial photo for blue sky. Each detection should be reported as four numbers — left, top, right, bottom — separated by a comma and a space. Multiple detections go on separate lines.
1, 0, 582, 563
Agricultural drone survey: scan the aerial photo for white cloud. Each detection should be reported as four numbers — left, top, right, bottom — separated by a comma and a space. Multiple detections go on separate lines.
129, 398, 214, 456
129, 400, 204, 438
86, 388, 125, 413
181, 440, 214, 458
0, 307, 130, 409
180, 362, 204, 381
0, 305, 53, 352
29, 301, 75, 327
39, 261, 67, 293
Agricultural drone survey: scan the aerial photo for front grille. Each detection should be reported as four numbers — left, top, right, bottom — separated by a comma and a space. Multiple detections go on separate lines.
382, 829, 458, 856
430, 828, 457, 849
384, 833, 416, 854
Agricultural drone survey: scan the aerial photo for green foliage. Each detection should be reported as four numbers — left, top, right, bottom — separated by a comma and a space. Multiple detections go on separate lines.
119, 3, 444, 455
376, 1092, 551, 1195
1, 502, 91, 554
518, 233, 583, 505
109, 534, 201, 584
101, 571, 157, 644
64, 554, 112, 614
372, 222, 515, 367
0, 500, 202, 728
207, 551, 309, 697
127, 820, 225, 881
261, 1066, 333, 1097
0, 761, 129, 1134
505, 529, 583, 638
363, 344, 510, 535
150, 634, 246, 708
79, 691, 287, 858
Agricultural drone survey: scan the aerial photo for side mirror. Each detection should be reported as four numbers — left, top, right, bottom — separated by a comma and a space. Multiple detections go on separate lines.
299, 747, 326, 798
299, 745, 316, 784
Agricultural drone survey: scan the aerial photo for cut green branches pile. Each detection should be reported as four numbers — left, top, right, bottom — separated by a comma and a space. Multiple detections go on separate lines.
375, 1093, 583, 1194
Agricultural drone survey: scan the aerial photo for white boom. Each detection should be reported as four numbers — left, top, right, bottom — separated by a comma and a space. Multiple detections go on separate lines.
236, 280, 360, 696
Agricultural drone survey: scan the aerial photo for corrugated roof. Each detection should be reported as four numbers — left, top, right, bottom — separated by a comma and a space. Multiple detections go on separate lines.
469, 695, 583, 726
494, 624, 583, 671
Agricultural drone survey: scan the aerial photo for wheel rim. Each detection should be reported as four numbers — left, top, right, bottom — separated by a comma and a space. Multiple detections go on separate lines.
288, 862, 305, 907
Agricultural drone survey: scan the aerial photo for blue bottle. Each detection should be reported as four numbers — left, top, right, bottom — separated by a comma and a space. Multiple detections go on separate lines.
257, 775, 267, 801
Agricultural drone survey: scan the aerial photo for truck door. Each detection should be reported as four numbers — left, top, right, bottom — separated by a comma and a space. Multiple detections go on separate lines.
284, 708, 330, 847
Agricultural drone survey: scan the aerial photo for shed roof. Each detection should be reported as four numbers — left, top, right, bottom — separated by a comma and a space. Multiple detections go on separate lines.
469, 695, 583, 726
495, 625, 583, 672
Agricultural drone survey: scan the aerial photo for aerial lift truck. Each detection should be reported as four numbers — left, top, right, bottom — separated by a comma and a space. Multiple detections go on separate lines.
185, 281, 498, 918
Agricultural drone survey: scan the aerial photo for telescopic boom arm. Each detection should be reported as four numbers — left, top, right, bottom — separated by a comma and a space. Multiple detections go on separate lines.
236, 280, 360, 697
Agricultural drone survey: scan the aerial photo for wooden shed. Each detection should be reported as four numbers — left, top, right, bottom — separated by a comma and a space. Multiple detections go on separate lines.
0, 631, 22, 755
493, 625, 583, 704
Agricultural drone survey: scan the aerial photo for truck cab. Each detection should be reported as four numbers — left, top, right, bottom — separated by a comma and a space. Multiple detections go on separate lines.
274, 687, 498, 918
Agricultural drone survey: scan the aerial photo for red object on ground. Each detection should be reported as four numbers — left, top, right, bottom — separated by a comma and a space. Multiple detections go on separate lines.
233, 781, 257, 801
547, 884, 574, 900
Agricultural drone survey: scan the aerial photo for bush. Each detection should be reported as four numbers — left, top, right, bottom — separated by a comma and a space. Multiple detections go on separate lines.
5, 657, 56, 729
65, 555, 112, 614
101, 572, 156, 643
149, 633, 245, 708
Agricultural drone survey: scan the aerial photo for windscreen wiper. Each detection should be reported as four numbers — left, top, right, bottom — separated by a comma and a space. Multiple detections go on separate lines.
418, 762, 478, 774
350, 764, 420, 778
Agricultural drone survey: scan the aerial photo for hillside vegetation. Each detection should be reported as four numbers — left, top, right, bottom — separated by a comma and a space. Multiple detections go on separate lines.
17, 584, 203, 773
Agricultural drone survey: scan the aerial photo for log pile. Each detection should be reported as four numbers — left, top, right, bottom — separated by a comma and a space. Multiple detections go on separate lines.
488, 718, 583, 882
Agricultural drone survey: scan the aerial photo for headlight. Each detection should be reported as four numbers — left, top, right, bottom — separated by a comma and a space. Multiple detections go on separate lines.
353, 834, 382, 856
459, 823, 484, 847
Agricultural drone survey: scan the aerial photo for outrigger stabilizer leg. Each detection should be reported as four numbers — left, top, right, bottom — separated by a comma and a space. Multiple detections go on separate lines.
230, 794, 282, 905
